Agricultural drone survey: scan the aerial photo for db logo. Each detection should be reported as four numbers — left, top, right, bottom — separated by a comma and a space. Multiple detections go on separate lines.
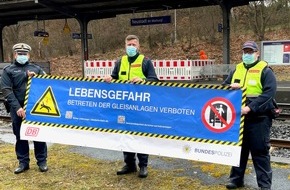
25, 127, 40, 137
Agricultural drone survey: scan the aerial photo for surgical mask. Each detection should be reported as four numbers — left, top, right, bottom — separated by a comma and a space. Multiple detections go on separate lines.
242, 53, 256, 65
16, 55, 29, 64
126, 46, 137, 57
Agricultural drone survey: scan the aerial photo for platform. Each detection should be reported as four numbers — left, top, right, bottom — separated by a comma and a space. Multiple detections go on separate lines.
70, 147, 290, 190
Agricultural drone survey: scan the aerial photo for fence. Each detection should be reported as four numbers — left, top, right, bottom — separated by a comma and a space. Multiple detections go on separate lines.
0, 63, 10, 77
200, 64, 236, 77
84, 60, 115, 79
84, 59, 217, 80
153, 60, 192, 80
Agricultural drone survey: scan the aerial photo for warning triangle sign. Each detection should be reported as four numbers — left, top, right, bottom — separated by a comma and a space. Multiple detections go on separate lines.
31, 86, 61, 117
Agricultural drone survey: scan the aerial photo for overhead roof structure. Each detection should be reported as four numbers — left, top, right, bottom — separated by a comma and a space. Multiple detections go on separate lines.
0, 0, 253, 25
0, 0, 256, 75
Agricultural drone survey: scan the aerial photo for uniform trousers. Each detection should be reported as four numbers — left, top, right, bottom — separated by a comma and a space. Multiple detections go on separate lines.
10, 109, 47, 167
229, 116, 272, 188
123, 152, 148, 168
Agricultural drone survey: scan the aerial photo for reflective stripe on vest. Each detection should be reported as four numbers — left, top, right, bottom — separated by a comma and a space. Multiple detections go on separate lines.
118, 55, 146, 80
231, 61, 267, 96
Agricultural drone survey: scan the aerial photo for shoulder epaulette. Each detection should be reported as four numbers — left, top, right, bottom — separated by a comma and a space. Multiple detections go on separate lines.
3, 64, 12, 70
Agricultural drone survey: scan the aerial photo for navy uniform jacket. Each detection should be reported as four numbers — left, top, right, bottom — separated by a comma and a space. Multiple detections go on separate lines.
222, 60, 277, 116
1, 61, 45, 112
111, 53, 159, 81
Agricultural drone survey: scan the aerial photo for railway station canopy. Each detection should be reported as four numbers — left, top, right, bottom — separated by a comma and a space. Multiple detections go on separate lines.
0, 0, 256, 64
0, 0, 255, 25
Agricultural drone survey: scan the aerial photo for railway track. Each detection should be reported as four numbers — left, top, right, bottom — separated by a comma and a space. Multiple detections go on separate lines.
276, 103, 290, 120
0, 115, 11, 122
1, 97, 290, 149
270, 138, 290, 149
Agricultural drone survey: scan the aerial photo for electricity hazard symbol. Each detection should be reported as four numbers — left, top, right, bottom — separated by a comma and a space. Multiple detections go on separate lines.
30, 86, 61, 117
201, 97, 236, 133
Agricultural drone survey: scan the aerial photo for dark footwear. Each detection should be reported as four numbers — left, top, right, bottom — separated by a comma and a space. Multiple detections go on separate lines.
39, 164, 48, 172
14, 164, 29, 174
226, 182, 244, 189
138, 166, 148, 178
116, 165, 137, 175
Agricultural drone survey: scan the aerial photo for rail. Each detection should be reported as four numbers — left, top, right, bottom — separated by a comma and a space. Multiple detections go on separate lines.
0, 62, 50, 76
0, 115, 11, 122
277, 103, 290, 110
270, 138, 290, 149
1, 94, 290, 149
1, 98, 290, 121
276, 103, 290, 121
1, 115, 289, 148
1, 111, 290, 149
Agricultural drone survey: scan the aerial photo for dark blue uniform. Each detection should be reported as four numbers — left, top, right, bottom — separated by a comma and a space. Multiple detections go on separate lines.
223, 61, 276, 189
1, 61, 47, 168
111, 53, 158, 170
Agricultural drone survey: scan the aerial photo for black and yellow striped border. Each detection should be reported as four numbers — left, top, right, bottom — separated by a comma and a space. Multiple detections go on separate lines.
24, 75, 245, 146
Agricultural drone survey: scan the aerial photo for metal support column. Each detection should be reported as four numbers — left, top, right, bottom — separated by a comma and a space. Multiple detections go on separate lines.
0, 24, 4, 62
77, 17, 90, 77
220, 2, 232, 79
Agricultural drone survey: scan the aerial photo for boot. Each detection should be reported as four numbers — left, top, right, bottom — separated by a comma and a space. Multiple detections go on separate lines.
226, 182, 244, 189
116, 165, 137, 175
14, 164, 29, 174
138, 166, 148, 178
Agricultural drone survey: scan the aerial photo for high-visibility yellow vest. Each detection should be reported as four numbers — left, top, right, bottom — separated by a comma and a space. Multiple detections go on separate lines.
118, 55, 146, 80
231, 61, 268, 97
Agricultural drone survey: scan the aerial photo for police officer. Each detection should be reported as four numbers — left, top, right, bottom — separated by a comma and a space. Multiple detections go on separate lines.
104, 35, 158, 178
1, 43, 48, 174
223, 41, 276, 190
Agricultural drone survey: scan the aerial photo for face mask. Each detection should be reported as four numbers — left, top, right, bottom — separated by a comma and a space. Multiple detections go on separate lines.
16, 55, 29, 64
126, 46, 137, 57
242, 53, 256, 65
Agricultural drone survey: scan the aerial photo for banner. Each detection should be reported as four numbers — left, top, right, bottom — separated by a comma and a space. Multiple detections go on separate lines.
21, 76, 244, 166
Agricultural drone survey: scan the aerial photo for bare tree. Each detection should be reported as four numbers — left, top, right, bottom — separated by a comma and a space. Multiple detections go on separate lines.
2, 3, 289, 61
247, 0, 284, 41
3, 24, 22, 61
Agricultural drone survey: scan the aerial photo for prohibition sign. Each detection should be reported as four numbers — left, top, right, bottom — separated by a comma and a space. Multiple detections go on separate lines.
201, 97, 236, 133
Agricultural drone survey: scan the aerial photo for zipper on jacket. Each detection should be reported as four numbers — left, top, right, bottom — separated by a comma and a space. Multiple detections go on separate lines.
128, 64, 131, 80
242, 68, 249, 88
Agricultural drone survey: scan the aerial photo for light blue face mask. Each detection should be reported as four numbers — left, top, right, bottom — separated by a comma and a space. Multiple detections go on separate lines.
242, 53, 255, 65
126, 46, 137, 57
16, 55, 29, 64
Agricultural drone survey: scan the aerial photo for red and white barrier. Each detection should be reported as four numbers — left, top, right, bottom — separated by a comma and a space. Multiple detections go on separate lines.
84, 60, 115, 78
84, 59, 215, 80
153, 60, 192, 80
192, 60, 215, 79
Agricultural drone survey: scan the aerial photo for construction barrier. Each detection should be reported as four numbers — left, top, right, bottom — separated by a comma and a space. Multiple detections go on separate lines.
200, 63, 236, 77
84, 60, 115, 79
153, 60, 192, 80
192, 60, 215, 79
84, 59, 216, 80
